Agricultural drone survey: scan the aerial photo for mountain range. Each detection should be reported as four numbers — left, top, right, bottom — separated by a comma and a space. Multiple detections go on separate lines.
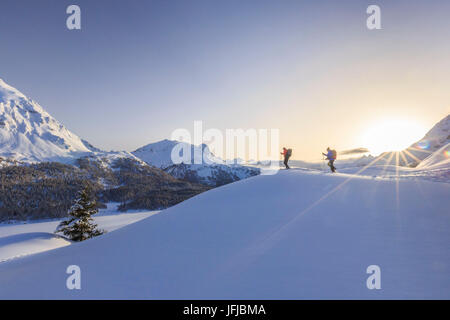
0, 78, 259, 182
0, 78, 259, 220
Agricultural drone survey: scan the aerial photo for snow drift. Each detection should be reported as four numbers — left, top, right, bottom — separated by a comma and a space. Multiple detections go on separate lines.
0, 232, 70, 263
416, 143, 450, 170
0, 169, 449, 299
0, 205, 157, 262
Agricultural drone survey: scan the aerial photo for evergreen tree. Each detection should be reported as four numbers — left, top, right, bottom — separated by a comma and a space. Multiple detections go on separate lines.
55, 186, 105, 241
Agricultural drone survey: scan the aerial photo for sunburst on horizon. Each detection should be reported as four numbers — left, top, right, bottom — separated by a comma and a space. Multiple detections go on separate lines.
362, 119, 428, 156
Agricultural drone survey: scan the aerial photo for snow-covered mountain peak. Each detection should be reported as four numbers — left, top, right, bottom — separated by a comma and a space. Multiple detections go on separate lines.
0, 78, 92, 162
410, 114, 449, 151
380, 113, 450, 167
132, 139, 260, 186
132, 139, 223, 169
0, 78, 28, 101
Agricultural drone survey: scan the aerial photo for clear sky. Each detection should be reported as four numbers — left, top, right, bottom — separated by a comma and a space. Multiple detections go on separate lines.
1, 0, 449, 160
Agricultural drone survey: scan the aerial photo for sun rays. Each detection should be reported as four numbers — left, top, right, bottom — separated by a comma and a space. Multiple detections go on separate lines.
362, 120, 428, 156
252, 154, 389, 252
251, 146, 433, 254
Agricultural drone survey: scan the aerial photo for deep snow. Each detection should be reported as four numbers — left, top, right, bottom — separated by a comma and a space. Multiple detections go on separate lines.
0, 167, 448, 299
0, 204, 158, 263
417, 143, 450, 170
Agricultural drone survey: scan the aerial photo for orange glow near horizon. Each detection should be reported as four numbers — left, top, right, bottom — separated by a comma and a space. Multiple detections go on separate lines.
361, 119, 428, 156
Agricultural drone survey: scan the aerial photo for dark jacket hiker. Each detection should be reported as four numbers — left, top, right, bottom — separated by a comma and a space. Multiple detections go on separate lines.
281, 147, 292, 169
322, 147, 337, 173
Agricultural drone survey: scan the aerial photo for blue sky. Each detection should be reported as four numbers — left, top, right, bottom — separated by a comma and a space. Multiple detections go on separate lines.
1, 0, 449, 159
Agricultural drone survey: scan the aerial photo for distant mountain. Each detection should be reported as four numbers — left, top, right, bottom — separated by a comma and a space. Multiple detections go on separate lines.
0, 78, 95, 162
381, 114, 450, 167
132, 139, 260, 186
409, 114, 449, 154
132, 139, 222, 169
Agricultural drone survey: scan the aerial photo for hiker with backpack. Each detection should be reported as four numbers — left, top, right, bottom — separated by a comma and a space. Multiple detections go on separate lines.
322, 147, 337, 173
281, 147, 292, 169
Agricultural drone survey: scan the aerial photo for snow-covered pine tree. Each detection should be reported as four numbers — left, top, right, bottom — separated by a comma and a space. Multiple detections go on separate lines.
55, 187, 105, 241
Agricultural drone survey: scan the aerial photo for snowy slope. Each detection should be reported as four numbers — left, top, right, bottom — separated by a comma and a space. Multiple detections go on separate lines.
0, 78, 95, 162
413, 114, 450, 152
0, 204, 157, 263
0, 169, 448, 299
0, 233, 70, 263
416, 142, 450, 170
398, 114, 450, 166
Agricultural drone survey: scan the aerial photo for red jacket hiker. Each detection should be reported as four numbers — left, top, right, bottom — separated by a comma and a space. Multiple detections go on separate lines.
281, 147, 291, 169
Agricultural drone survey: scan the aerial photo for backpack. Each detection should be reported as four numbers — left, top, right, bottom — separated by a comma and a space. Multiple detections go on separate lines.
331, 149, 337, 160
286, 149, 292, 157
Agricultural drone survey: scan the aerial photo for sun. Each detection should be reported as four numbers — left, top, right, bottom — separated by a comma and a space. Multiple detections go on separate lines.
362, 119, 427, 156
